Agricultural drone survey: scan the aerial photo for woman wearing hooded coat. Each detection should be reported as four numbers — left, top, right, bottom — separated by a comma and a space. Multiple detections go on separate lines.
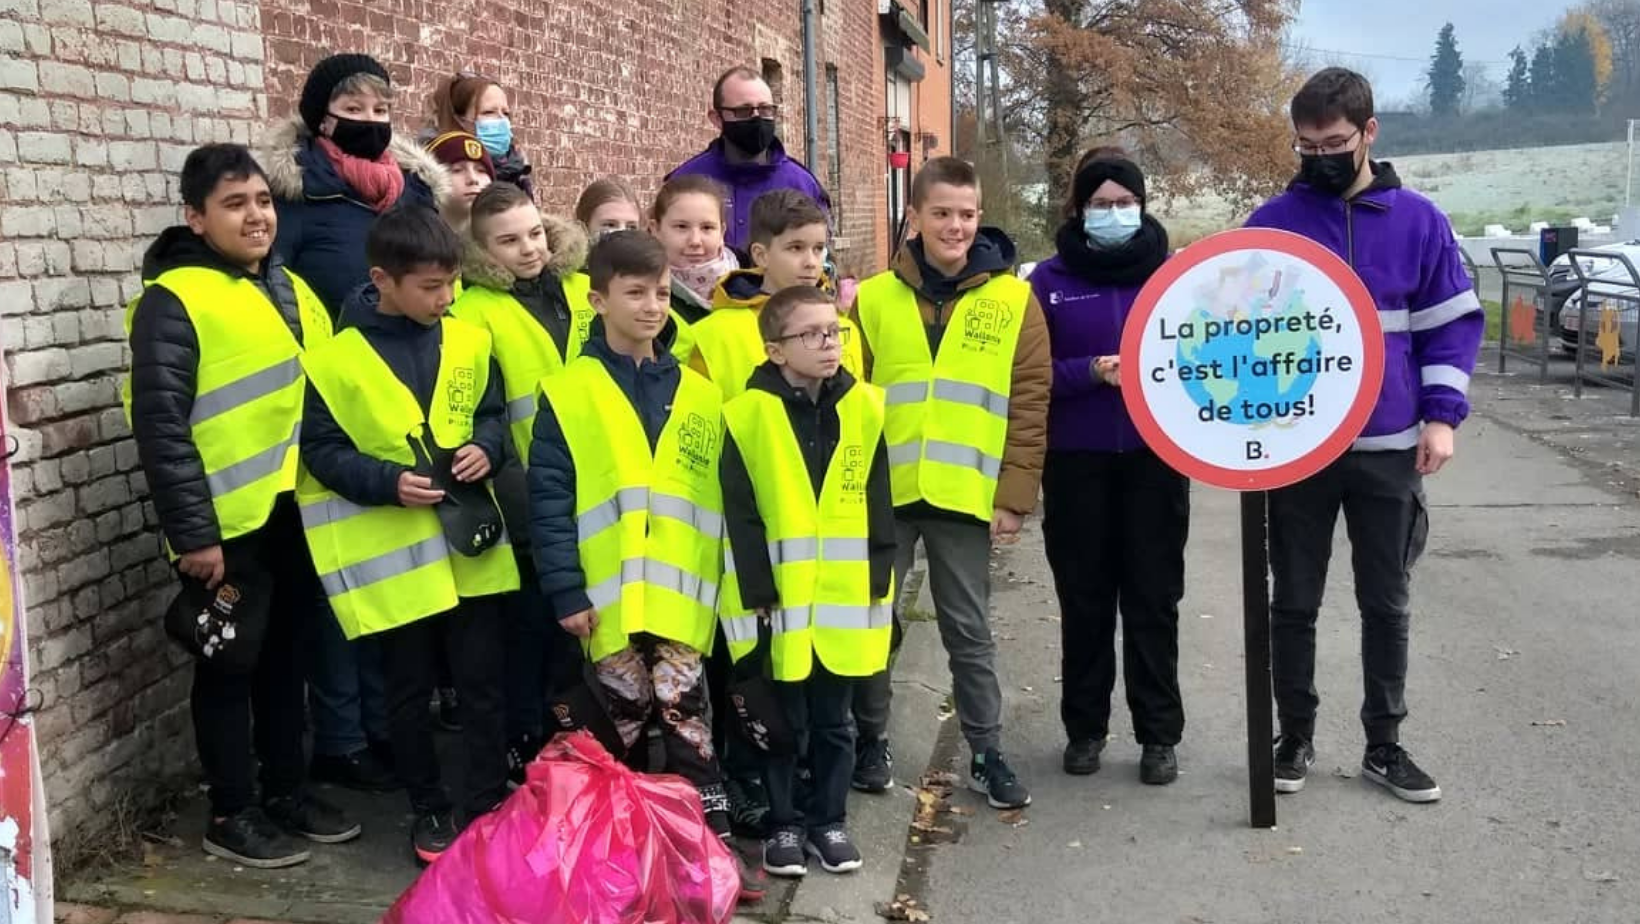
1027, 147, 1190, 787
259, 53, 452, 793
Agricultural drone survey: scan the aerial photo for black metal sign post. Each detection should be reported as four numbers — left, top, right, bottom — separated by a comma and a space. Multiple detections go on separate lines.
1241, 490, 1276, 828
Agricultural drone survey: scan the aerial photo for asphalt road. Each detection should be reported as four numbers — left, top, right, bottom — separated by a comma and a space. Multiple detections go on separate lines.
903, 406, 1640, 923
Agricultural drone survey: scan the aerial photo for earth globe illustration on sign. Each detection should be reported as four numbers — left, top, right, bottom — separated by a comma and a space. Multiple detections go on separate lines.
1175, 252, 1323, 427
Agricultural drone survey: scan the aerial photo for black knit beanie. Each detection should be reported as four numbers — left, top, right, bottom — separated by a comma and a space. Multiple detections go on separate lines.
1071, 156, 1147, 212
299, 53, 391, 134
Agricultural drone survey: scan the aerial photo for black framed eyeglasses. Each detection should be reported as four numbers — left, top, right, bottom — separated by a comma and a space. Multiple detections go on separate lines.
775, 326, 848, 349
1292, 130, 1361, 156
718, 104, 780, 121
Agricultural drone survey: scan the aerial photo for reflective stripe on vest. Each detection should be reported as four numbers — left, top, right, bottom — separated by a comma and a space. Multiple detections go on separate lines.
541, 358, 725, 662
692, 307, 866, 400
450, 276, 595, 460
719, 384, 892, 680
122, 266, 333, 550
856, 271, 1029, 521
297, 318, 519, 639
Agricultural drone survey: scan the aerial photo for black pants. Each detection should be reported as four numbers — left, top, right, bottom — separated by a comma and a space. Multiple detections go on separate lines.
503, 549, 581, 742
380, 595, 508, 817
707, 623, 764, 783
1043, 449, 1189, 747
766, 665, 855, 831
1270, 448, 1428, 746
190, 496, 312, 817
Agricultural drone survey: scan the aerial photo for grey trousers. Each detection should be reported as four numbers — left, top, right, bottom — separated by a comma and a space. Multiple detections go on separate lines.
854, 515, 1004, 754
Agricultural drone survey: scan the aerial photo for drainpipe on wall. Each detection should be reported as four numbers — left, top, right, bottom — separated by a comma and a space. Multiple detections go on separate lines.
801, 0, 820, 170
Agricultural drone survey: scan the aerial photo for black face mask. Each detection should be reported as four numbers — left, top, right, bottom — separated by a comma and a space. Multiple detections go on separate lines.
1298, 150, 1361, 198
721, 117, 778, 157
327, 116, 392, 161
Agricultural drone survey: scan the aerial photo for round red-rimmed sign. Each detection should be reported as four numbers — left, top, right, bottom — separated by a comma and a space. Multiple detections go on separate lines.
1119, 228, 1384, 491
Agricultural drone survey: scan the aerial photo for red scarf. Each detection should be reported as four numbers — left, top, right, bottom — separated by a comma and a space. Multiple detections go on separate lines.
316, 137, 406, 213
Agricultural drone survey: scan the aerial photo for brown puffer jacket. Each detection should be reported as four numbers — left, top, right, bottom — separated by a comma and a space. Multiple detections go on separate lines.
852, 230, 1052, 518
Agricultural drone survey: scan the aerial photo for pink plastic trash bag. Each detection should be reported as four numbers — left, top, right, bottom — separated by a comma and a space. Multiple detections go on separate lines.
384, 730, 741, 924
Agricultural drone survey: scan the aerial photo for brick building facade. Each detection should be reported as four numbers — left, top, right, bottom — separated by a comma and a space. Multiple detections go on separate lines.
0, 0, 953, 854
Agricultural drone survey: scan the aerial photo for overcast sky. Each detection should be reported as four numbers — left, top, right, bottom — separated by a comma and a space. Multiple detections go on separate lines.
1288, 0, 1583, 106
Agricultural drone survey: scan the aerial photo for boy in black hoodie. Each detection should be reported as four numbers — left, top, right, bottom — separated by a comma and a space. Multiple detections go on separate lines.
719, 286, 896, 878
299, 206, 518, 865
127, 143, 359, 868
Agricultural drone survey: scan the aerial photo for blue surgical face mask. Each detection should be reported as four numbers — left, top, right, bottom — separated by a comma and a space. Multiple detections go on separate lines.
1083, 205, 1142, 246
474, 116, 513, 156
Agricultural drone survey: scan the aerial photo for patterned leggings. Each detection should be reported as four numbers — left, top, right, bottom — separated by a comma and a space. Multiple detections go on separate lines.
594, 633, 725, 800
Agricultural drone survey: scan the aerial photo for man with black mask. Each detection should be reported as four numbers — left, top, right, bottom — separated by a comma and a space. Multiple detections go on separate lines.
668, 66, 832, 257
1244, 68, 1482, 806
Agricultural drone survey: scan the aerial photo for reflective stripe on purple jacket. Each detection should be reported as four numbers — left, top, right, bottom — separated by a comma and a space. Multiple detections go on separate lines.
667, 138, 831, 252
1028, 255, 1147, 454
1244, 164, 1483, 450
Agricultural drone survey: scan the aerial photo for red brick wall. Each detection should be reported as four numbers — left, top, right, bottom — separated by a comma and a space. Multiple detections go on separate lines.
256, 0, 888, 272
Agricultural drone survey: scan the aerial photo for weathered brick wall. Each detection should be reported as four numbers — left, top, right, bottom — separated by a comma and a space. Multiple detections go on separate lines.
2, 0, 904, 855
0, 0, 269, 853
255, 0, 887, 271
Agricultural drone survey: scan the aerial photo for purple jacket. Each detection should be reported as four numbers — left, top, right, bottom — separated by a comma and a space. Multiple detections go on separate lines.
668, 138, 831, 252
1029, 255, 1147, 453
1245, 164, 1483, 450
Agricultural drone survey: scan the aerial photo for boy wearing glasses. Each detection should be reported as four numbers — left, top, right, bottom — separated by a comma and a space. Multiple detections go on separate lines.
668, 66, 831, 254
1245, 68, 1482, 803
720, 286, 895, 878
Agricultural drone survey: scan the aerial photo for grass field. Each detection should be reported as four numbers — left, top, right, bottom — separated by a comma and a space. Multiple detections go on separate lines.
1150, 140, 1631, 245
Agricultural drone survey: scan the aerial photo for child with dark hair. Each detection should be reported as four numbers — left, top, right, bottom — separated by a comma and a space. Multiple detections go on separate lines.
526, 231, 765, 903
298, 205, 518, 865
718, 285, 895, 878
127, 143, 355, 869
1245, 67, 1482, 804
690, 189, 862, 399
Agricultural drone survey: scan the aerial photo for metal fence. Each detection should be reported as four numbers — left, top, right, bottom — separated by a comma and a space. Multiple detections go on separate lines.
1490, 247, 1554, 383
1563, 248, 1640, 417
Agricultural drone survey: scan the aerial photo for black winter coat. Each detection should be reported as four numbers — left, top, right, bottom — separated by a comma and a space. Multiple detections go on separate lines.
527, 319, 682, 621
720, 362, 896, 611
127, 227, 313, 554
299, 285, 508, 508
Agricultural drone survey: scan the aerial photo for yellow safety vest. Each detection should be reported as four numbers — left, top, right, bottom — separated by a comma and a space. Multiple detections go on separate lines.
671, 311, 699, 366
719, 384, 893, 680
122, 265, 334, 549
691, 307, 865, 400
450, 274, 596, 460
855, 271, 1030, 522
540, 358, 725, 662
298, 317, 520, 639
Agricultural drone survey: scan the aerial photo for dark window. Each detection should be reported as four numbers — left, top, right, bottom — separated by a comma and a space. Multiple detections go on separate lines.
826, 64, 843, 222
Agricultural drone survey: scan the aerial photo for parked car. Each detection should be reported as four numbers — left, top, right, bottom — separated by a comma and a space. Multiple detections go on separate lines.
1557, 242, 1640, 368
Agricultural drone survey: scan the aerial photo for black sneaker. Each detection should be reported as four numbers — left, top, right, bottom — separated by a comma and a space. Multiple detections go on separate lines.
310, 748, 399, 793
1140, 745, 1179, 785
851, 737, 894, 793
806, 824, 862, 874
762, 826, 807, 878
727, 777, 770, 838
263, 792, 362, 844
434, 687, 462, 733
730, 841, 767, 901
1062, 738, 1104, 776
968, 748, 1031, 809
1362, 744, 1441, 803
412, 810, 458, 865
1273, 734, 1315, 794
506, 735, 542, 791
203, 807, 310, 869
